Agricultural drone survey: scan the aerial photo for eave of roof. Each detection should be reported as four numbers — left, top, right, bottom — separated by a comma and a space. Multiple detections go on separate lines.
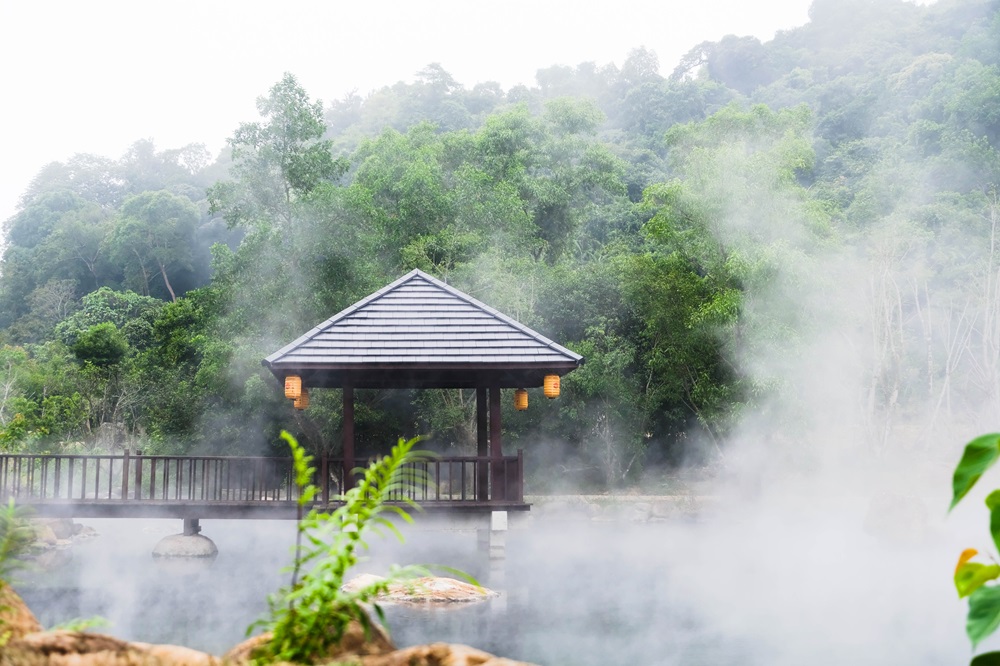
262, 269, 583, 389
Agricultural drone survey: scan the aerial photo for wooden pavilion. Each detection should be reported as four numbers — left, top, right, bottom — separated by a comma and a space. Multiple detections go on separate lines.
262, 269, 583, 509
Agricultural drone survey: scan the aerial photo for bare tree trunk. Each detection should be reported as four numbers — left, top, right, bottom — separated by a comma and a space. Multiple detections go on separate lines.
157, 259, 177, 302
131, 247, 152, 296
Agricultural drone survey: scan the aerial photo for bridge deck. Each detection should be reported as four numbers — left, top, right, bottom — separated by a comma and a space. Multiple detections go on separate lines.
13, 499, 530, 519
0, 451, 527, 519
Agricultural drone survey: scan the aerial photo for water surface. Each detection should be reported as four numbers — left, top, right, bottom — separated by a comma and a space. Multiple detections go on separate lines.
16, 503, 973, 665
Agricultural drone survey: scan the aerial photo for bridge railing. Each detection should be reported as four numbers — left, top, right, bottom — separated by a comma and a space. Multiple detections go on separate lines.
0, 451, 523, 506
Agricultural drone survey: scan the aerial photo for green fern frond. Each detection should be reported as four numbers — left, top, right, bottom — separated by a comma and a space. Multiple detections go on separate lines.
250, 431, 442, 664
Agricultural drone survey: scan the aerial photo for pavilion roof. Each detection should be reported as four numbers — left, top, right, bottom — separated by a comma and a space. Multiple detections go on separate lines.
262, 269, 583, 389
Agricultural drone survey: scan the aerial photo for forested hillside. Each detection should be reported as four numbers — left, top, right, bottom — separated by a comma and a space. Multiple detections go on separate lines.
1, 0, 997, 490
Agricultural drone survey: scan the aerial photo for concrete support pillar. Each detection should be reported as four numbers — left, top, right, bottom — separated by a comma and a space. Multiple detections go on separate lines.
489, 510, 507, 560
488, 510, 508, 608
153, 518, 218, 568
477, 510, 508, 559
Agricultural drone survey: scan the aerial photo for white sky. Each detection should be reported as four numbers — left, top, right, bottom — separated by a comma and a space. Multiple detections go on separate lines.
0, 0, 814, 225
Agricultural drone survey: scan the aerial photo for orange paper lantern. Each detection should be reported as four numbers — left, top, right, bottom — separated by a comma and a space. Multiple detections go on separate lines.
543, 374, 560, 399
293, 387, 310, 410
514, 388, 528, 411
284, 375, 302, 399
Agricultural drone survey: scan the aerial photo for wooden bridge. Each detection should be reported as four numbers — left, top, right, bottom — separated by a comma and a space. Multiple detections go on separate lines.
0, 451, 526, 520
0, 272, 588, 527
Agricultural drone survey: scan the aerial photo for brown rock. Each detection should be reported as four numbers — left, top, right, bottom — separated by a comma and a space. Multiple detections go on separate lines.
31, 524, 58, 547
135, 641, 221, 665
31, 518, 76, 540
224, 615, 395, 664
361, 642, 535, 666
0, 582, 44, 640
1, 630, 220, 666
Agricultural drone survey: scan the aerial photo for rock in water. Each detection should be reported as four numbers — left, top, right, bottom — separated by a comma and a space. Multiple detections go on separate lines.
151, 533, 219, 574
342, 574, 500, 603
151, 534, 218, 559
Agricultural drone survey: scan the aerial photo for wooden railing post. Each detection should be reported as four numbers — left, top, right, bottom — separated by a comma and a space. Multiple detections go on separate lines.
121, 450, 130, 501
134, 450, 143, 500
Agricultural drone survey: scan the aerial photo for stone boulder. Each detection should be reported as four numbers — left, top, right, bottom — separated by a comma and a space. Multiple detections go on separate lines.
31, 518, 77, 540
342, 574, 499, 604
31, 523, 59, 547
1, 630, 219, 665
152, 534, 219, 559
0, 585, 219, 665
0, 582, 44, 640
226, 629, 533, 666
223, 614, 396, 663
362, 642, 533, 666
3, 581, 534, 666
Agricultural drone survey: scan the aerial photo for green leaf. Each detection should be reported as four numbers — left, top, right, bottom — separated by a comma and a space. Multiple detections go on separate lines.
972, 651, 1000, 666
987, 492, 1000, 555
958, 563, 1000, 599
951, 434, 1000, 511
968, 585, 1000, 647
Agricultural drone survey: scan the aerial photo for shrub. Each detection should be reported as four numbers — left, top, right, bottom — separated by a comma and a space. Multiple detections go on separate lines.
250, 431, 440, 664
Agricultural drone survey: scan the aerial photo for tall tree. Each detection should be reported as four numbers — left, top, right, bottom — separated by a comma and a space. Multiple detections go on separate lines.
106, 191, 199, 301
208, 73, 347, 229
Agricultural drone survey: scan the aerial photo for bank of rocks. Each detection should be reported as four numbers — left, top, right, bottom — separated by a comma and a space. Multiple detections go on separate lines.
0, 584, 533, 666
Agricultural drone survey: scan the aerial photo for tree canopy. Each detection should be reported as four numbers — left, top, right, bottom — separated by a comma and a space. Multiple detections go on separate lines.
1, 0, 997, 489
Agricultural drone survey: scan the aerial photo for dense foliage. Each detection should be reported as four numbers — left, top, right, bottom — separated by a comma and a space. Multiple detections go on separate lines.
0, 0, 997, 489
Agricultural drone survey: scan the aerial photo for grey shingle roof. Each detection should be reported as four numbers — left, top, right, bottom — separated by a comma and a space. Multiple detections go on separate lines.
262, 269, 582, 389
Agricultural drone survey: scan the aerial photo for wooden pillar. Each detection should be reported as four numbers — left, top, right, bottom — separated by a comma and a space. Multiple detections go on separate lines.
343, 384, 355, 489
489, 386, 504, 500
477, 387, 488, 501
320, 454, 329, 505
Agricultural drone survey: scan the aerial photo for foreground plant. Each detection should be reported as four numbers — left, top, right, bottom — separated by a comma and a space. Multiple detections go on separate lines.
0, 499, 35, 647
250, 431, 440, 664
950, 433, 1000, 664
0, 499, 34, 585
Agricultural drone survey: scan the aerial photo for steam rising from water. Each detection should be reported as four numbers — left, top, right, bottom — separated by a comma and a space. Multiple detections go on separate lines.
16, 508, 983, 664
17, 116, 1000, 666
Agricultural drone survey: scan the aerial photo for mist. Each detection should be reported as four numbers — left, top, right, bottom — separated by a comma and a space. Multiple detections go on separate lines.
5, 0, 1000, 663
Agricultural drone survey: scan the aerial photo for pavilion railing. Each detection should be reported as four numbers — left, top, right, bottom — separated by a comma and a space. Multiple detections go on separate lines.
0, 451, 523, 506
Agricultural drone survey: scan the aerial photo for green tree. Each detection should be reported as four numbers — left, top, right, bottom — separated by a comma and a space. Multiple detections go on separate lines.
54, 287, 163, 350
71, 323, 127, 368
106, 191, 200, 302
627, 104, 832, 455
208, 72, 347, 230
0, 192, 110, 329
